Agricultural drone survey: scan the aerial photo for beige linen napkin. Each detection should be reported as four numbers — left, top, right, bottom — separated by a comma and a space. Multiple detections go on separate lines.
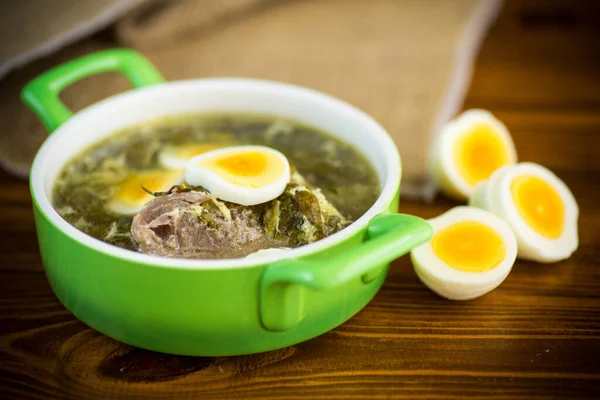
0, 0, 501, 200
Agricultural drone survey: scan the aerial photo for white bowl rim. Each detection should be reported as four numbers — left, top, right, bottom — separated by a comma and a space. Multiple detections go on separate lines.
30, 78, 401, 270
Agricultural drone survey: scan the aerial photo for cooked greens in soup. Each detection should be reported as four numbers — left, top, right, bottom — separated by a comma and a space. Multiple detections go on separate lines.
53, 113, 380, 259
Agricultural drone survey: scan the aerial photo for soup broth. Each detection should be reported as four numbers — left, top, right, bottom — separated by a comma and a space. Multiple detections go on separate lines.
53, 113, 380, 254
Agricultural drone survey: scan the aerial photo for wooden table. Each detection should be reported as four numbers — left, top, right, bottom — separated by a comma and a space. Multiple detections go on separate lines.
1, 1, 599, 399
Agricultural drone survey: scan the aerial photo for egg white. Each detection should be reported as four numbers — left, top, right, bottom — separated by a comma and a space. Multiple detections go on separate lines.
469, 162, 578, 263
246, 247, 292, 259
410, 206, 517, 300
184, 145, 291, 206
429, 109, 517, 200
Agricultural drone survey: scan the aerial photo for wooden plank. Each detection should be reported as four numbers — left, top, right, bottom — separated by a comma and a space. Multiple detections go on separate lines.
0, 0, 599, 399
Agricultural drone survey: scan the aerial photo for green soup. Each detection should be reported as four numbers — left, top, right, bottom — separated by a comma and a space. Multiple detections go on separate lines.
53, 113, 380, 255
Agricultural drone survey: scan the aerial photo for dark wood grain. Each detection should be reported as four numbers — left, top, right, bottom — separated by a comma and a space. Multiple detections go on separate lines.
1, 1, 600, 399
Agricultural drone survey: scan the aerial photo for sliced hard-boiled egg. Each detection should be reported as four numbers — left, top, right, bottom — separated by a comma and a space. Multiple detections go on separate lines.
469, 162, 578, 263
429, 109, 517, 201
185, 145, 291, 206
159, 143, 223, 170
410, 206, 517, 300
106, 170, 183, 215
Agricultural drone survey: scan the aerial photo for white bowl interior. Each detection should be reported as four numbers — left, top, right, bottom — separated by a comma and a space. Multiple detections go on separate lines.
32, 78, 401, 268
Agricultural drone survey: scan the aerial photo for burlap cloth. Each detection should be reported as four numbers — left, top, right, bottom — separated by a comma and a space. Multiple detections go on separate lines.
0, 0, 502, 199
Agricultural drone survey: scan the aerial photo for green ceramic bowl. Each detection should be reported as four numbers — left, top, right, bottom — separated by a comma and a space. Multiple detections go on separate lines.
22, 49, 433, 356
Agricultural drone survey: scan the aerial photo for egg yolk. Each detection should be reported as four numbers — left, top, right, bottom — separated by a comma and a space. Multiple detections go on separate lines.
454, 123, 511, 186
115, 170, 181, 205
432, 221, 507, 273
200, 150, 286, 188
511, 175, 564, 239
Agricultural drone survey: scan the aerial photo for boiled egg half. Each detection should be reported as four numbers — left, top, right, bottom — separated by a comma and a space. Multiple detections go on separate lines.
185, 145, 291, 206
106, 170, 183, 215
159, 143, 223, 170
410, 206, 517, 300
429, 109, 517, 201
469, 162, 578, 263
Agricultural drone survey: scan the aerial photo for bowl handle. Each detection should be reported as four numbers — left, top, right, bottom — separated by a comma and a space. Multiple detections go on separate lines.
21, 49, 164, 133
259, 213, 433, 332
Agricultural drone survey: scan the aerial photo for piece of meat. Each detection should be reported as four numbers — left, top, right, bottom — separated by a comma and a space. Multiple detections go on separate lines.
131, 191, 286, 259
130, 170, 351, 259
